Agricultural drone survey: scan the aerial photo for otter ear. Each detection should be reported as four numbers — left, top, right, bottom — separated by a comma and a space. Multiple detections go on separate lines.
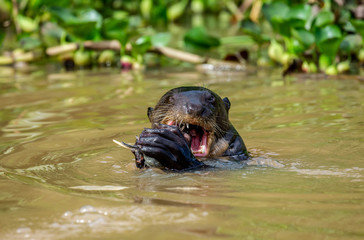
223, 97, 230, 111
147, 107, 153, 122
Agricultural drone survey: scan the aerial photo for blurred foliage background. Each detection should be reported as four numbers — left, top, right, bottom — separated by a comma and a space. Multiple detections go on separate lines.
0, 0, 363, 75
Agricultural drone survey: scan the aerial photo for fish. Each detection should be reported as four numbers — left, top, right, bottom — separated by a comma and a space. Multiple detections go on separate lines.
113, 139, 162, 168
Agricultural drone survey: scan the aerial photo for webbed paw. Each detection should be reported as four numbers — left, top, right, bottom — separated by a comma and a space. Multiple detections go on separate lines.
136, 124, 205, 171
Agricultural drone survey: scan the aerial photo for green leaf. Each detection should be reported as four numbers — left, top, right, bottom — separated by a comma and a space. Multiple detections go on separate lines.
340, 34, 362, 53
315, 25, 342, 43
65, 21, 99, 40
140, 0, 152, 18
151, 5, 168, 25
351, 19, 364, 39
262, 2, 290, 23
268, 39, 285, 63
314, 10, 334, 28
78, 9, 103, 29
150, 32, 171, 47
315, 24, 343, 57
17, 15, 38, 32
338, 9, 351, 25
184, 27, 220, 49
241, 20, 269, 44
103, 18, 129, 31
359, 48, 364, 62
49, 8, 103, 40
19, 37, 42, 50
342, 22, 356, 32
49, 7, 102, 30
286, 38, 306, 55
319, 38, 342, 59
0, 0, 11, 13
220, 35, 256, 46
262, 2, 291, 37
315, 25, 342, 59
287, 4, 311, 29
288, 4, 311, 21
319, 53, 332, 70
132, 36, 152, 55
191, 0, 204, 13
112, 11, 129, 20
167, 0, 188, 21
241, 19, 261, 35
41, 22, 66, 46
102, 18, 129, 42
30, 0, 71, 9
41, 22, 65, 39
48, 6, 78, 24
0, 31, 5, 47
291, 28, 315, 47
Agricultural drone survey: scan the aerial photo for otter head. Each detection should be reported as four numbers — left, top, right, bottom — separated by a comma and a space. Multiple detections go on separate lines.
147, 87, 231, 158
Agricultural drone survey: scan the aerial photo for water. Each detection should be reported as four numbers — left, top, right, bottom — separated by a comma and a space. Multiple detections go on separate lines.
0, 66, 363, 239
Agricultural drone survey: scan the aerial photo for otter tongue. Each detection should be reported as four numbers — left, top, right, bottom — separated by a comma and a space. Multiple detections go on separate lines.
190, 129, 200, 150
190, 129, 208, 157
166, 121, 208, 157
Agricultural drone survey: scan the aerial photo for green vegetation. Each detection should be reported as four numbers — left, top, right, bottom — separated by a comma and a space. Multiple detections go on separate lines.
0, 0, 363, 75
255, 0, 364, 75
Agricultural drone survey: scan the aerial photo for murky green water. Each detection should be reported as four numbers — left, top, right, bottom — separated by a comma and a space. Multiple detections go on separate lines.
0, 66, 363, 240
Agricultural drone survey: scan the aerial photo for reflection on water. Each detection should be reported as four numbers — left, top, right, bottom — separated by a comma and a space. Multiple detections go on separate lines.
8, 204, 205, 240
0, 67, 364, 239
2, 110, 68, 140
290, 165, 363, 179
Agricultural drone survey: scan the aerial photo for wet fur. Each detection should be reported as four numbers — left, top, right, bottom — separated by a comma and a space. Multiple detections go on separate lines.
115, 86, 248, 171
147, 87, 247, 159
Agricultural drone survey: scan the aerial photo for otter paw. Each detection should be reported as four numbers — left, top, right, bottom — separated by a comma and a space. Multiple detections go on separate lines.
136, 125, 204, 171
132, 147, 145, 169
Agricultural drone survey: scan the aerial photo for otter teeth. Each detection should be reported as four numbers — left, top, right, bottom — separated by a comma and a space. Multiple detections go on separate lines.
200, 145, 206, 154
176, 122, 190, 131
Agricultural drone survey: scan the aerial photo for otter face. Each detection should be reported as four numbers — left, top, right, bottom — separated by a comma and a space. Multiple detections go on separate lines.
147, 87, 231, 158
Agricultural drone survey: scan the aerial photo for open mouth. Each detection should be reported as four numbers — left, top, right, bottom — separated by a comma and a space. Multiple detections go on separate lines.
167, 120, 210, 157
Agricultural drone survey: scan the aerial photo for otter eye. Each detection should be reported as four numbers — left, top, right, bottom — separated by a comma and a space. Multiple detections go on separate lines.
206, 95, 215, 103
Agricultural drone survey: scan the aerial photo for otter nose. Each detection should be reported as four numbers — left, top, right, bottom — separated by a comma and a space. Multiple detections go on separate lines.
186, 102, 203, 116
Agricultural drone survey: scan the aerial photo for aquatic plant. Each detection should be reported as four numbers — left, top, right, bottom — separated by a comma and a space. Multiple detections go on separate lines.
0, 0, 363, 75
242, 0, 364, 75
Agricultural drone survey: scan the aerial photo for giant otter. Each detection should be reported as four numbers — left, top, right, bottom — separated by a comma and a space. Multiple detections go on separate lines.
114, 86, 248, 171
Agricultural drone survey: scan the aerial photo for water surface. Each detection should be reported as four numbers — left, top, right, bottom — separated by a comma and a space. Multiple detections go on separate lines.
0, 66, 363, 239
